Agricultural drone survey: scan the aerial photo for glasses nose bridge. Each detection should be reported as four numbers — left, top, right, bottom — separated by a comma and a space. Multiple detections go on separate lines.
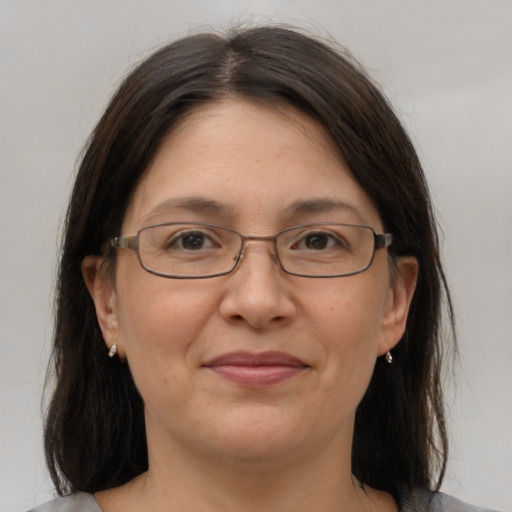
237, 233, 280, 263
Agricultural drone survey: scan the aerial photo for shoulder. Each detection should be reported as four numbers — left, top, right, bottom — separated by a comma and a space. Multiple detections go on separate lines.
400, 487, 503, 512
27, 493, 102, 512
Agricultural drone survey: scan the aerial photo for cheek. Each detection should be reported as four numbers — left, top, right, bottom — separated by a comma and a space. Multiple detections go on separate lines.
115, 276, 218, 382
307, 277, 387, 388
115, 279, 223, 425
119, 275, 210, 339
311, 278, 385, 346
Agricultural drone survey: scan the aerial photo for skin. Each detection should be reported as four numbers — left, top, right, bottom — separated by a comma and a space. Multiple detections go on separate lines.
83, 99, 418, 512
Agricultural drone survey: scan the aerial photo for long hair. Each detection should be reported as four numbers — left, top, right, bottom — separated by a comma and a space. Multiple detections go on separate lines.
45, 26, 455, 498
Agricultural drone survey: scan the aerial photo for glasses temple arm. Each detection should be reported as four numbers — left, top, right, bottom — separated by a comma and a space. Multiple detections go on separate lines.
374, 233, 393, 250
111, 236, 139, 251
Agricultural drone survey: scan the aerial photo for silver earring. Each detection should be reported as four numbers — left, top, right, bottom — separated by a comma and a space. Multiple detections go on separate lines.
108, 343, 118, 358
385, 351, 393, 364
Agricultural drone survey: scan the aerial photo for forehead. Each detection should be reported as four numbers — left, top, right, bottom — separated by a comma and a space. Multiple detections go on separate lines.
122, 99, 382, 232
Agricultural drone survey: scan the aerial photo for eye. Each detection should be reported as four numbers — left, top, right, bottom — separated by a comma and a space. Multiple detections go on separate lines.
294, 231, 347, 251
303, 233, 334, 250
169, 230, 218, 251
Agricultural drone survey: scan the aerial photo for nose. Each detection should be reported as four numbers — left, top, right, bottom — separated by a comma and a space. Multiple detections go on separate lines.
219, 243, 297, 329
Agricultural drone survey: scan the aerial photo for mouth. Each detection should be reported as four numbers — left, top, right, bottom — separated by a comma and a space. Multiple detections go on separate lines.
202, 351, 309, 388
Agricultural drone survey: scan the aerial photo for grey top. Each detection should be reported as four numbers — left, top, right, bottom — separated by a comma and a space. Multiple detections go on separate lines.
28, 493, 99, 512
27, 488, 502, 512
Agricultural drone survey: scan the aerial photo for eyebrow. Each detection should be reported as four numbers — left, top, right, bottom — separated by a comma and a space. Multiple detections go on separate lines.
142, 196, 236, 225
141, 196, 366, 226
285, 198, 367, 223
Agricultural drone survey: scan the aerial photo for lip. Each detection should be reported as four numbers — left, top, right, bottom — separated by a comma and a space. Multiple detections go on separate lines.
202, 351, 309, 388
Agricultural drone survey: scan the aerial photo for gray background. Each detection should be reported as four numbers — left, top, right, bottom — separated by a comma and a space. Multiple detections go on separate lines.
1, 1, 510, 511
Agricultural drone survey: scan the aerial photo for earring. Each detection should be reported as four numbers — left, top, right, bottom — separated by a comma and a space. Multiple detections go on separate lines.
385, 351, 393, 364
108, 343, 118, 358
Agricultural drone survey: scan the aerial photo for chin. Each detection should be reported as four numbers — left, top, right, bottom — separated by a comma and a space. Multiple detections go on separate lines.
200, 404, 333, 465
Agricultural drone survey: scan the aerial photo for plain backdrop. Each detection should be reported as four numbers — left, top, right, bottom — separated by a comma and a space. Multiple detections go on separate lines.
1, 1, 511, 511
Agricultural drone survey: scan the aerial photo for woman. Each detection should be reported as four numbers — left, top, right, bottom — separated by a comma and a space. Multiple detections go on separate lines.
31, 26, 497, 511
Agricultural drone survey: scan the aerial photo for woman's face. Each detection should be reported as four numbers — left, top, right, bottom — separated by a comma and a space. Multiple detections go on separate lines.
88, 99, 415, 467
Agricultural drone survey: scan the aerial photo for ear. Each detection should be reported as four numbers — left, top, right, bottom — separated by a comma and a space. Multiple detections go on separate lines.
82, 255, 123, 357
377, 256, 418, 357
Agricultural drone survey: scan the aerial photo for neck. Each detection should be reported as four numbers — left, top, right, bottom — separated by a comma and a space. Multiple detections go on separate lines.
101, 435, 391, 512
96, 415, 397, 512
134, 457, 363, 512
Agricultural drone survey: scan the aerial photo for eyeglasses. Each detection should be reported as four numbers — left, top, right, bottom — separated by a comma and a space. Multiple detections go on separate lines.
111, 222, 392, 279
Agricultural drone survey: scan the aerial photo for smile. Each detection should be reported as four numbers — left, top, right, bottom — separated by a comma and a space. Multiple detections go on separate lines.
202, 351, 309, 388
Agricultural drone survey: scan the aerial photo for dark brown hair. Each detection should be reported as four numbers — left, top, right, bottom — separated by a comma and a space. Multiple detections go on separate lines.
45, 25, 455, 500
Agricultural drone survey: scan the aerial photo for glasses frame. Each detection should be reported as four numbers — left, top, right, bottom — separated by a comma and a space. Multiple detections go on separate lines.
111, 222, 393, 279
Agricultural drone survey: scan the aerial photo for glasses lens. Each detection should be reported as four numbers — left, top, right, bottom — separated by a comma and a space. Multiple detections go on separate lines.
138, 223, 242, 277
277, 224, 375, 277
